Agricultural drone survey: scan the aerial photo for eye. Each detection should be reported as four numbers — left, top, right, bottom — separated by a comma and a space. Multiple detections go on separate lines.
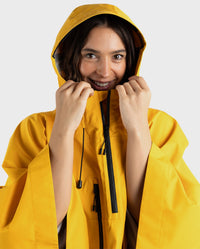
84, 53, 97, 59
113, 54, 125, 61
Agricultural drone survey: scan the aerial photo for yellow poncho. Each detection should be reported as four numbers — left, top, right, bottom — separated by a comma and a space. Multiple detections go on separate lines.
0, 4, 200, 249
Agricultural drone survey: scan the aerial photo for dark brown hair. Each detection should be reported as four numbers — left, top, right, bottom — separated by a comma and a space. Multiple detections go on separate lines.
54, 14, 136, 83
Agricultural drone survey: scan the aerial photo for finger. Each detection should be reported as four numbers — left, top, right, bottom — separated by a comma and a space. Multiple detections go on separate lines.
116, 84, 127, 98
128, 75, 136, 80
137, 77, 149, 90
73, 81, 93, 97
57, 80, 78, 96
59, 80, 76, 90
123, 82, 135, 95
129, 79, 142, 92
128, 76, 149, 90
80, 87, 94, 102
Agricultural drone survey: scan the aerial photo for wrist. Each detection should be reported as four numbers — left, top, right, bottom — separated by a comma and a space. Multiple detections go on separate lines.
51, 120, 76, 139
127, 125, 152, 150
49, 128, 74, 155
126, 119, 150, 137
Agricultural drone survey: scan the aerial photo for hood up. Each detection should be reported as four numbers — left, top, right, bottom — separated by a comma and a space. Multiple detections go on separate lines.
51, 4, 146, 87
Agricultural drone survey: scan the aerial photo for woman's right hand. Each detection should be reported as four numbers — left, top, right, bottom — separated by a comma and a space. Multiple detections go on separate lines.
49, 80, 93, 224
52, 80, 94, 137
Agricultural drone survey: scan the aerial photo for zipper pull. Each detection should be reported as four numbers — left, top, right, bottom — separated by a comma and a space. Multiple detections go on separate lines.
99, 141, 105, 155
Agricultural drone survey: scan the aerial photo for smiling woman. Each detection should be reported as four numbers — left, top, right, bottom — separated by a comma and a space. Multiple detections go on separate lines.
0, 3, 200, 249
54, 14, 137, 86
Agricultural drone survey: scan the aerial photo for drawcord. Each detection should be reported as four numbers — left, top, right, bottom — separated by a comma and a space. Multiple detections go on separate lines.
77, 91, 118, 213
77, 128, 85, 189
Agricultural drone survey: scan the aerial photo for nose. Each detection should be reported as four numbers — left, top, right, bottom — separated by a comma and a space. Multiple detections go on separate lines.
96, 57, 110, 77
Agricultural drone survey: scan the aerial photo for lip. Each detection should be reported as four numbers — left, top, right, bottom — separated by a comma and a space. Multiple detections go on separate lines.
88, 78, 116, 91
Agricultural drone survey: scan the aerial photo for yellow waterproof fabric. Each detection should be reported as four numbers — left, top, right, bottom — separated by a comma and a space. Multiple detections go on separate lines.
1, 3, 200, 249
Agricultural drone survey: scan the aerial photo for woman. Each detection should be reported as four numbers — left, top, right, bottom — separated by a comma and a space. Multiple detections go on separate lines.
0, 4, 199, 249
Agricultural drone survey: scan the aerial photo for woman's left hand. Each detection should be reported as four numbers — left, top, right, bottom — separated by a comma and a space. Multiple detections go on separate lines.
116, 75, 151, 135
116, 75, 152, 222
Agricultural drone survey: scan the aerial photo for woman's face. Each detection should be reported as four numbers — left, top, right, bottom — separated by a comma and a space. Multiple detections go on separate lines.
79, 26, 127, 91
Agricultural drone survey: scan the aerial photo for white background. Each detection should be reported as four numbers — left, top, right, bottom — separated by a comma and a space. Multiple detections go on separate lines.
0, 0, 199, 185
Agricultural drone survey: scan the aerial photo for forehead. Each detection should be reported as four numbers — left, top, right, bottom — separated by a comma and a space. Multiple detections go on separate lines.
83, 26, 125, 51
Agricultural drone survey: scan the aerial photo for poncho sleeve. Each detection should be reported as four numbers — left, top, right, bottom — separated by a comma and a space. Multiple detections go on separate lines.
135, 110, 200, 249
0, 113, 58, 249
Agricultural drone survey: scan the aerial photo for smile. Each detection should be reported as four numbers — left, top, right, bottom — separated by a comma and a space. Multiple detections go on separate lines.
89, 78, 116, 90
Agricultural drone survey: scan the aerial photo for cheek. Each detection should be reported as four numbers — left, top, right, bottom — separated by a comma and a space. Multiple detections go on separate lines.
79, 61, 85, 76
79, 61, 94, 77
116, 62, 126, 78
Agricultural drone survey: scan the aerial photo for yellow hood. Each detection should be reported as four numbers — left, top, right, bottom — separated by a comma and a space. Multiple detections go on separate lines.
51, 4, 146, 87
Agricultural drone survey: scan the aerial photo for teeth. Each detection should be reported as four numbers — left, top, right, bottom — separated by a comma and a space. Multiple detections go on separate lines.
94, 81, 109, 87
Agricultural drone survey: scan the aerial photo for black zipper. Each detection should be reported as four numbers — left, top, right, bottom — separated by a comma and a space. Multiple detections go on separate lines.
93, 184, 103, 249
100, 91, 118, 213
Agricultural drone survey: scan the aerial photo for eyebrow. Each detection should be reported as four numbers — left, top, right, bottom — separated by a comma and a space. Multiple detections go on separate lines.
81, 48, 126, 54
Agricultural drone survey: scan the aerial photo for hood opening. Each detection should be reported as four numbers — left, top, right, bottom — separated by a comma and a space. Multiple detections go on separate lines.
51, 4, 146, 87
